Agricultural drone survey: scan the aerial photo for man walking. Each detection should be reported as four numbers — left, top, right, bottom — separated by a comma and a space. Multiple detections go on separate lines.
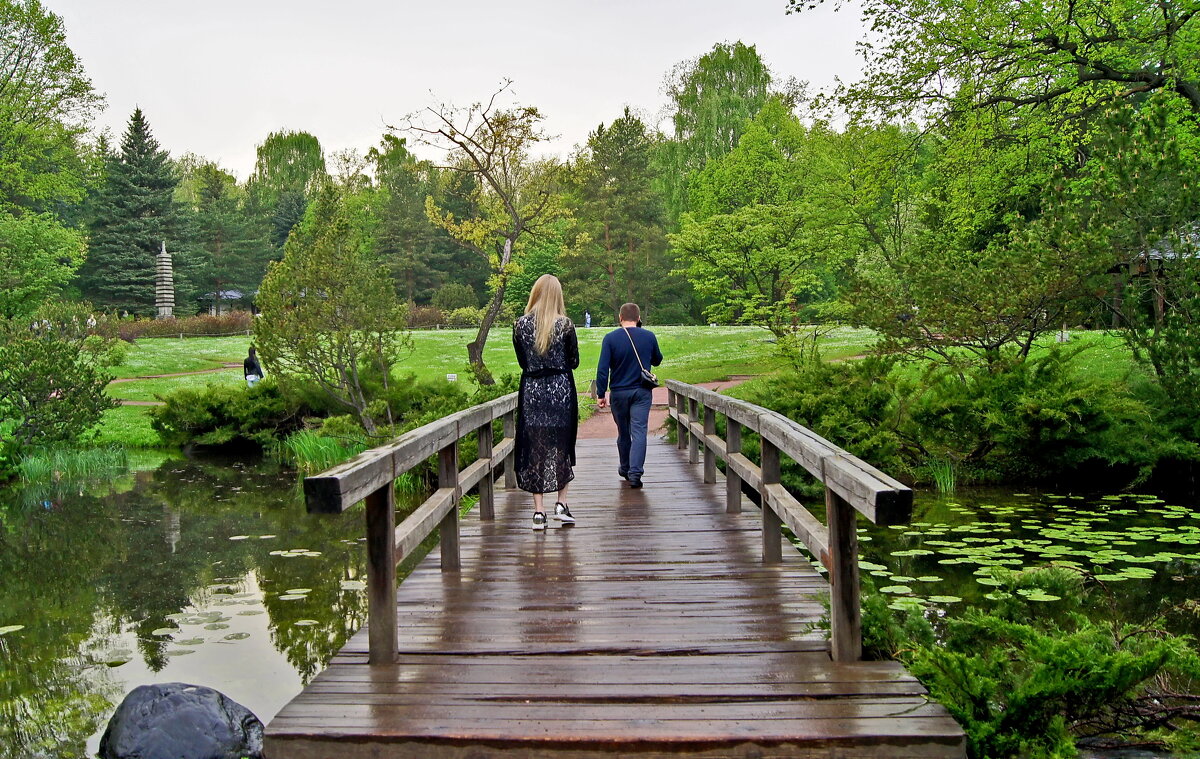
595, 303, 663, 488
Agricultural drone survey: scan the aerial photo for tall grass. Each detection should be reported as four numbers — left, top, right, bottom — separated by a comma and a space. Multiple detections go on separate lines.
277, 430, 369, 473
927, 458, 957, 494
18, 446, 128, 483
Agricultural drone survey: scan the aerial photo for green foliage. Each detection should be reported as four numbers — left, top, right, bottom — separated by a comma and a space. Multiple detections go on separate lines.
0, 211, 85, 318
734, 345, 1189, 486
276, 429, 367, 473
254, 181, 410, 435
150, 379, 303, 448
736, 356, 906, 476
907, 348, 1188, 483
431, 282, 478, 311
0, 302, 119, 451
861, 567, 1200, 757
17, 444, 126, 483
657, 41, 784, 222
77, 108, 182, 314
672, 100, 852, 365
563, 109, 677, 320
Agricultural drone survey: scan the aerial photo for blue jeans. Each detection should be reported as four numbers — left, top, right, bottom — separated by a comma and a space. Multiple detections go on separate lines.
610, 387, 653, 479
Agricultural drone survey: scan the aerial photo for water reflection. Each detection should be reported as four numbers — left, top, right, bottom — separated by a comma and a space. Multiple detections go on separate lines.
0, 452, 371, 759
856, 489, 1200, 638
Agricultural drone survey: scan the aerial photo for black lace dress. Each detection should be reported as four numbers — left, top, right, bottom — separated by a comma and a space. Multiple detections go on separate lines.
513, 314, 579, 494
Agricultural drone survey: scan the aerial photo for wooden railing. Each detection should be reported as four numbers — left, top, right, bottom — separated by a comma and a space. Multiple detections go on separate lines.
667, 380, 913, 662
303, 392, 519, 664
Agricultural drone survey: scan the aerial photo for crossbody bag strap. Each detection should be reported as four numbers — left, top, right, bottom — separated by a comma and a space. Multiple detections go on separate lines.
623, 327, 647, 372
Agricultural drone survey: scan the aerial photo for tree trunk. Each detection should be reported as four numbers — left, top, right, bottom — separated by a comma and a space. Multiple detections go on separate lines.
467, 237, 515, 385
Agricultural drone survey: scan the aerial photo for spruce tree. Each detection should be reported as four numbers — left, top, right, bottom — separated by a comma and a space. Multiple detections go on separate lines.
78, 108, 179, 314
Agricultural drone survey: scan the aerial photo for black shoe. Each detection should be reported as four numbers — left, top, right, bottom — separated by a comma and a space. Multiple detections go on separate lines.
628, 476, 643, 489
618, 468, 628, 480
553, 502, 575, 524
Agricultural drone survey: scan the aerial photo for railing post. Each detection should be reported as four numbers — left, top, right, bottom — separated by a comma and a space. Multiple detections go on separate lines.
687, 398, 699, 465
827, 484, 862, 662
702, 405, 716, 484
725, 418, 742, 513
477, 422, 494, 520
502, 410, 516, 489
760, 437, 782, 564
439, 443, 460, 571
676, 392, 687, 451
364, 483, 397, 664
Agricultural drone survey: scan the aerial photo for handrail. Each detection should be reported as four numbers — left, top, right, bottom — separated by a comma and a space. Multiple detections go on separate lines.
666, 380, 913, 662
304, 392, 518, 664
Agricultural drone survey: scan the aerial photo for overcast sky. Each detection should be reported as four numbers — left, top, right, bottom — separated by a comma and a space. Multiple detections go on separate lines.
50, 0, 865, 179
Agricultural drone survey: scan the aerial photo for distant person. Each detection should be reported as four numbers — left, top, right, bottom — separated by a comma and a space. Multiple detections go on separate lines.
513, 275, 579, 531
595, 303, 662, 489
584, 310, 591, 329
244, 346, 265, 388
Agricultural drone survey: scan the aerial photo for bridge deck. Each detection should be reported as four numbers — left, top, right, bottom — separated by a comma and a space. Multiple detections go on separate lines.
265, 437, 965, 758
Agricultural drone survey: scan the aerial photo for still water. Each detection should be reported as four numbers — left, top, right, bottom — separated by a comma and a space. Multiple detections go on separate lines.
1, 454, 1197, 758
0, 452, 374, 759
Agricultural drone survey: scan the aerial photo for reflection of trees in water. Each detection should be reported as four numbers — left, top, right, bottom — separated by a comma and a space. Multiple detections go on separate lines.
0, 453, 366, 758
258, 535, 367, 683
0, 492, 121, 757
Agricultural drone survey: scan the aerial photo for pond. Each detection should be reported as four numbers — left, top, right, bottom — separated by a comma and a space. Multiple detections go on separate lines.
853, 489, 1200, 635
1, 454, 1197, 759
0, 452, 385, 759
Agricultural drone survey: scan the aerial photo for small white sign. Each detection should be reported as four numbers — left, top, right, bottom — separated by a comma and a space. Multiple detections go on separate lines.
446, 373, 458, 382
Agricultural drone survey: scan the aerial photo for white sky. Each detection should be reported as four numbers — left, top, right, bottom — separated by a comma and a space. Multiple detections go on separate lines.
51, 0, 865, 179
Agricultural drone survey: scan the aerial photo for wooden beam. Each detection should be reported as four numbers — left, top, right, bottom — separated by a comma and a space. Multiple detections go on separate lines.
363, 484, 396, 664
476, 422, 494, 520
703, 406, 717, 484
726, 420, 743, 514
760, 438, 782, 564
438, 444, 460, 571
763, 483, 830, 567
827, 485, 862, 662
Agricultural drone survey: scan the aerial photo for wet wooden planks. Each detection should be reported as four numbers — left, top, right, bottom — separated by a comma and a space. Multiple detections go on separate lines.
265, 438, 965, 758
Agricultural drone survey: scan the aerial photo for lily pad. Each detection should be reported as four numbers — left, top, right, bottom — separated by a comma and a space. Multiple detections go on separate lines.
150, 627, 179, 637
285, 588, 312, 595
228, 535, 250, 541
339, 580, 367, 591
223, 632, 250, 641
879, 585, 913, 594
204, 623, 230, 630
927, 595, 963, 603
294, 620, 320, 626
278, 594, 307, 601
237, 610, 265, 616
0, 625, 25, 636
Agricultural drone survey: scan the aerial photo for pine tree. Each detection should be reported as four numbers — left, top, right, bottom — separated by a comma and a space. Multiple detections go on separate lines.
77, 108, 180, 314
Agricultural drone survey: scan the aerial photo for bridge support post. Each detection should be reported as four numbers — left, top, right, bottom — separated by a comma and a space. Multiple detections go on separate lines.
703, 406, 716, 484
675, 393, 687, 451
477, 422, 494, 520
364, 483, 397, 664
687, 398, 699, 465
827, 486, 862, 661
502, 411, 516, 489
439, 443, 461, 571
760, 439, 782, 564
725, 419, 742, 513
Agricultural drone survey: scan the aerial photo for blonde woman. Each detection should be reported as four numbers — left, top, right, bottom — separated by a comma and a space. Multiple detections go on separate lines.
512, 274, 579, 530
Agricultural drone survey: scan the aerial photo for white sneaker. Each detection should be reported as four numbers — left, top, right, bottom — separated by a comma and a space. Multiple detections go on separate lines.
532, 512, 547, 531
553, 502, 575, 524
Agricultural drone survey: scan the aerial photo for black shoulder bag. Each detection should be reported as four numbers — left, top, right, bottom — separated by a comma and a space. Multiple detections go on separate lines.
623, 327, 660, 390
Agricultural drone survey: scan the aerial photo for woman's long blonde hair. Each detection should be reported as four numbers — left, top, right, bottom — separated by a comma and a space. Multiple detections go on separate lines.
525, 274, 567, 355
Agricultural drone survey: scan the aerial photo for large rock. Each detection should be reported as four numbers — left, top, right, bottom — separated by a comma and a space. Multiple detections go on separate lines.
99, 682, 264, 759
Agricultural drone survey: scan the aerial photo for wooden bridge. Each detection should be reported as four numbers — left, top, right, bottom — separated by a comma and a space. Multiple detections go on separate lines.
264, 381, 966, 757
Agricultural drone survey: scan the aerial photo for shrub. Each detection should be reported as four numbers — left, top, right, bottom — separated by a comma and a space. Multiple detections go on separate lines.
444, 306, 484, 328
113, 311, 254, 341
431, 283, 478, 311
406, 305, 444, 329
151, 379, 307, 448
860, 568, 1200, 757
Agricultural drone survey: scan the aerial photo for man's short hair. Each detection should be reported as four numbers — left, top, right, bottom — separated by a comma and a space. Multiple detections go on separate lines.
619, 303, 641, 323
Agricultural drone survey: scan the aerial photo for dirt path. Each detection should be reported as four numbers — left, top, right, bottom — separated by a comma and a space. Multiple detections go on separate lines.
109, 362, 241, 406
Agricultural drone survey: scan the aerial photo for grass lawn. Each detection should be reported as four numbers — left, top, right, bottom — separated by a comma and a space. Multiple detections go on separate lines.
95, 326, 1148, 447
101, 325, 874, 442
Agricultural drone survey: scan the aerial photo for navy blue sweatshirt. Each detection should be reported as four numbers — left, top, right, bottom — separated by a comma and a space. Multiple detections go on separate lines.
595, 326, 663, 398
